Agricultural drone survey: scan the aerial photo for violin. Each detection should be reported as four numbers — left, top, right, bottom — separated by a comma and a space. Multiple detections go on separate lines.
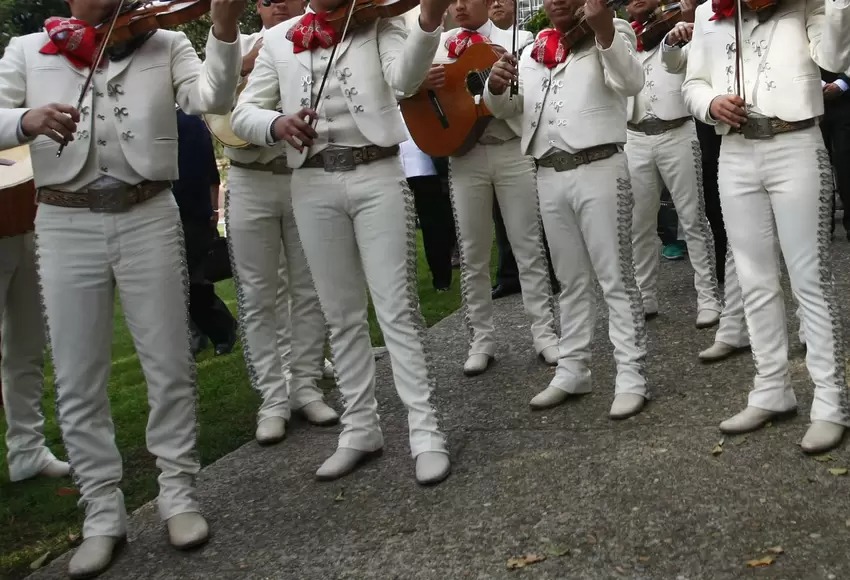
96, 0, 212, 48
321, 0, 420, 36
559, 0, 628, 51
57, 0, 213, 157
636, 2, 684, 51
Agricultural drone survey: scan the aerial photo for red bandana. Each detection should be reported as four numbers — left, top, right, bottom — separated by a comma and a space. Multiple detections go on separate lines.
709, 0, 735, 21
39, 17, 99, 69
631, 20, 645, 52
530, 29, 569, 69
445, 30, 488, 59
286, 12, 339, 53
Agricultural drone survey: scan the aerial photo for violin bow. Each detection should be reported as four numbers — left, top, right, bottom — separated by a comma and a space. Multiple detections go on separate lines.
509, 0, 518, 97
309, 0, 359, 124
56, 0, 127, 158
732, 0, 746, 108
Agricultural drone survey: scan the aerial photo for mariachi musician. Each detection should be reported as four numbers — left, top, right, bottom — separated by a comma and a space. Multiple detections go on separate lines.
624, 0, 721, 327
224, 0, 340, 447
425, 0, 560, 378
0, 0, 247, 577
231, 0, 454, 484
667, 0, 850, 452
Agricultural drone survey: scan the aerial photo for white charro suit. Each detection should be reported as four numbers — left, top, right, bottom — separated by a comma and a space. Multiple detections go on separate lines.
0, 233, 66, 481
0, 29, 241, 538
680, 0, 850, 426
436, 22, 558, 362
625, 40, 720, 319
224, 28, 329, 429
485, 21, 649, 398
231, 15, 448, 459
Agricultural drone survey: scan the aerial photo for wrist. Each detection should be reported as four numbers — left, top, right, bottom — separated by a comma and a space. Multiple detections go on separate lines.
595, 25, 615, 49
212, 22, 239, 43
488, 80, 506, 96
418, 14, 441, 33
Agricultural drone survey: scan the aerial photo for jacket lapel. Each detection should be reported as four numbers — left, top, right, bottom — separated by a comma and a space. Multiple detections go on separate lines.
105, 47, 140, 82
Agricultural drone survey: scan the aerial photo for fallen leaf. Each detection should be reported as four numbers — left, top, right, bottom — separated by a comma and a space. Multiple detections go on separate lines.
828, 468, 848, 476
637, 556, 651, 563
813, 454, 834, 462
506, 554, 546, 570
30, 552, 50, 570
615, 566, 627, 574
711, 444, 724, 456
746, 555, 776, 568
334, 489, 345, 502
719, 437, 725, 446
544, 545, 571, 557
57, 487, 79, 497
733, 435, 749, 445
766, 546, 784, 555
67, 533, 81, 546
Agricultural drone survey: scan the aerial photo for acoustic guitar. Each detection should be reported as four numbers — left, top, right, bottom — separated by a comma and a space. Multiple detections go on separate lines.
400, 42, 502, 158
0, 145, 37, 239
203, 77, 250, 149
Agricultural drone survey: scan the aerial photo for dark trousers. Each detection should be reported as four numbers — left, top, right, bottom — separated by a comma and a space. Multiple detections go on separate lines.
183, 219, 236, 345
493, 196, 559, 291
695, 119, 725, 284
821, 100, 850, 233
409, 175, 457, 290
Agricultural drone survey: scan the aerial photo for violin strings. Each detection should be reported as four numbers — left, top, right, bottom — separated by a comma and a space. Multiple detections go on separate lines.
310, 0, 358, 123
57, 0, 127, 158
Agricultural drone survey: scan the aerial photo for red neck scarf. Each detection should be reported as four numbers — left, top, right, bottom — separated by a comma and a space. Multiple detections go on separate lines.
445, 29, 488, 59
530, 29, 569, 69
286, 11, 339, 53
39, 17, 99, 69
709, 0, 736, 21
631, 20, 645, 52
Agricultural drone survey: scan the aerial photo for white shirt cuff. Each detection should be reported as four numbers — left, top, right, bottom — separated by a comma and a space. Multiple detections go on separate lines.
836, 79, 849, 92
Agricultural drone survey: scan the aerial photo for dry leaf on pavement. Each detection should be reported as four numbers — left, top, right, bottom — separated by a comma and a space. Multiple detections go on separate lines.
507, 554, 546, 570
828, 468, 848, 476
766, 546, 784, 555
813, 455, 834, 463
746, 555, 776, 568
544, 545, 571, 557
334, 489, 345, 502
711, 444, 724, 456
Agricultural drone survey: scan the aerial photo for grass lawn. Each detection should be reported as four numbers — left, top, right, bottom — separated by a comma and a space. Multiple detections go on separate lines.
0, 232, 495, 580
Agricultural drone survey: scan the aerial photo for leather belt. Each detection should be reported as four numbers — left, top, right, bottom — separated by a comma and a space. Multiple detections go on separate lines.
536, 143, 621, 172
230, 157, 292, 174
37, 180, 170, 213
627, 116, 690, 136
302, 145, 399, 172
730, 116, 818, 140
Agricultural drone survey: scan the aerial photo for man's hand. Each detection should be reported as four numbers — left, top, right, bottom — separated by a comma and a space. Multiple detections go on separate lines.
824, 82, 842, 101
680, 0, 697, 22
665, 22, 693, 46
210, 0, 248, 43
421, 65, 446, 90
241, 38, 264, 77
272, 108, 318, 151
20, 103, 80, 144
585, 0, 616, 48
709, 94, 747, 128
488, 53, 517, 96
419, 0, 452, 32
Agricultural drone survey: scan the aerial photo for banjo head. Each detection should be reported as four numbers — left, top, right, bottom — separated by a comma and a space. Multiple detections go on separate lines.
0, 145, 34, 190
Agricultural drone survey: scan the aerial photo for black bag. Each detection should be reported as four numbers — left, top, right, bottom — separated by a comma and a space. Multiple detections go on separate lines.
205, 228, 233, 283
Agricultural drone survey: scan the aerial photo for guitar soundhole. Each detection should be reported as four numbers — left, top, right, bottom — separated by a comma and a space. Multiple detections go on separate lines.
466, 71, 486, 97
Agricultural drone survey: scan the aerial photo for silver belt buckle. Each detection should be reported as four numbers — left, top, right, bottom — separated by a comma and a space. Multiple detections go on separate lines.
321, 147, 356, 172
741, 115, 774, 140
551, 154, 578, 172
88, 187, 133, 213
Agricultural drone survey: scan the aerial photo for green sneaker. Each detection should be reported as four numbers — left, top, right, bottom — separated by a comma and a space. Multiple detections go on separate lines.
662, 243, 685, 261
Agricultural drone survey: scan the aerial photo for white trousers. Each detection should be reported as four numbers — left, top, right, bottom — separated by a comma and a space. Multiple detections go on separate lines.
719, 127, 847, 424
625, 122, 721, 314
290, 156, 446, 458
35, 193, 200, 538
272, 248, 295, 380
225, 166, 326, 422
448, 140, 558, 357
0, 233, 62, 482
537, 153, 648, 396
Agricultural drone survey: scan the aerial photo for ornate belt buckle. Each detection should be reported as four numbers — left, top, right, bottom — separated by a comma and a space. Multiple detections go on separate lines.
321, 147, 356, 172
741, 115, 774, 140
88, 188, 132, 213
646, 121, 665, 136
551, 154, 577, 172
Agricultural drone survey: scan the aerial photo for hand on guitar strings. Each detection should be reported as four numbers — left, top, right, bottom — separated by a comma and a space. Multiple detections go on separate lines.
421, 65, 446, 90
272, 107, 318, 152
488, 53, 518, 96
709, 95, 747, 129
20, 103, 80, 145
664, 21, 693, 46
